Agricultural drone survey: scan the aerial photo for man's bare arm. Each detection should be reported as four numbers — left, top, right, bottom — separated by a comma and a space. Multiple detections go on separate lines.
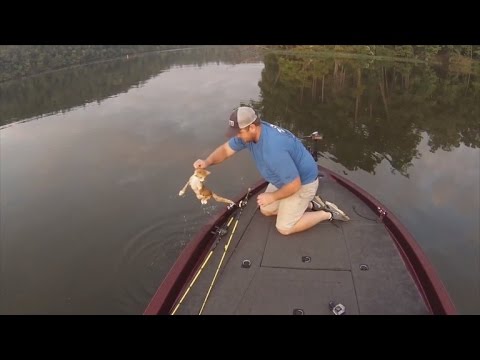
193, 142, 236, 168
270, 176, 301, 201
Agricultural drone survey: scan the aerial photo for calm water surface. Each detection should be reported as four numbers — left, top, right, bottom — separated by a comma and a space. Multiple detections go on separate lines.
1, 46, 478, 314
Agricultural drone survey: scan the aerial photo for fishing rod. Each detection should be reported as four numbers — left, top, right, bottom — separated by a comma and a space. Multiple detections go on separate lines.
170, 215, 234, 315
198, 188, 251, 315
170, 188, 251, 315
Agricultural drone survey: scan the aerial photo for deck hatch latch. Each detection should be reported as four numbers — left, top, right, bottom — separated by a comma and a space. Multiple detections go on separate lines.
241, 259, 251, 268
329, 301, 346, 315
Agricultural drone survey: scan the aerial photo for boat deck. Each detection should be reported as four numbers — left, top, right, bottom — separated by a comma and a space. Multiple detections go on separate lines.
173, 173, 430, 315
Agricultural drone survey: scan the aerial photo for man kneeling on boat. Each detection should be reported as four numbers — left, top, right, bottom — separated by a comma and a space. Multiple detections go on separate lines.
193, 106, 350, 236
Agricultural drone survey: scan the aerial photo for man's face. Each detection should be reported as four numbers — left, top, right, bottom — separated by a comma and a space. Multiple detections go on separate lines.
236, 125, 254, 143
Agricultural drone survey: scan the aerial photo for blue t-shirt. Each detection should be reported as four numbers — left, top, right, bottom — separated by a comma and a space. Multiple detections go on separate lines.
228, 121, 318, 189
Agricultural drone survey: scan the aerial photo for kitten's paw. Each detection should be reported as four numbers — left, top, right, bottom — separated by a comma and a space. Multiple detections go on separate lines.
201, 199, 207, 204
179, 190, 185, 196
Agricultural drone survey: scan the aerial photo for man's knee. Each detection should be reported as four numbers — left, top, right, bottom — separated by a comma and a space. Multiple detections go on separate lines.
276, 225, 293, 235
260, 207, 276, 216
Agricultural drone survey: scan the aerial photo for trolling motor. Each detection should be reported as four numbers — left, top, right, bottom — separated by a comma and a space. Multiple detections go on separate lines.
302, 131, 323, 162
302, 131, 323, 141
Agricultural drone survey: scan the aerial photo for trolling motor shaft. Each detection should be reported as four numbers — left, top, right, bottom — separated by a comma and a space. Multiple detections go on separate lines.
301, 131, 323, 162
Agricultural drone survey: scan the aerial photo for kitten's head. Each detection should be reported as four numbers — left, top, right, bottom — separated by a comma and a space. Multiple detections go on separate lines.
194, 168, 211, 181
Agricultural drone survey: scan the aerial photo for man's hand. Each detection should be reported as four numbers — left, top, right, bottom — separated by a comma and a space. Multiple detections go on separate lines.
257, 177, 301, 207
193, 143, 236, 169
257, 192, 276, 207
193, 159, 208, 168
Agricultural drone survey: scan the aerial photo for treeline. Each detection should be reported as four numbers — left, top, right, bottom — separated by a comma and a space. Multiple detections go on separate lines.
2, 45, 478, 83
267, 45, 480, 63
252, 52, 479, 176
0, 45, 203, 82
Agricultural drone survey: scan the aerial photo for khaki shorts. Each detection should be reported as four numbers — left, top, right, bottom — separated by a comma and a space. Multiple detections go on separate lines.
260, 178, 319, 231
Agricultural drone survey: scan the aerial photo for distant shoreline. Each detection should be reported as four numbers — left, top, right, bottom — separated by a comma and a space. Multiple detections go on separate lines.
1, 45, 477, 84
0, 46, 204, 84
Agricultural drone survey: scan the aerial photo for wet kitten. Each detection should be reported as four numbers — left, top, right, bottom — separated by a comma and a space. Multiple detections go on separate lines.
179, 168, 235, 206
